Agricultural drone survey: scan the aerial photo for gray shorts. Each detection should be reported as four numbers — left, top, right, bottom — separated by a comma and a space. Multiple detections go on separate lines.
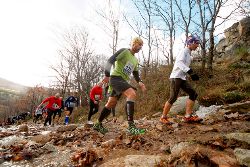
109, 76, 136, 97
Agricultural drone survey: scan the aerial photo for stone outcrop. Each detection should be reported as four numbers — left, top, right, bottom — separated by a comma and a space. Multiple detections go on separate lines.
216, 17, 250, 57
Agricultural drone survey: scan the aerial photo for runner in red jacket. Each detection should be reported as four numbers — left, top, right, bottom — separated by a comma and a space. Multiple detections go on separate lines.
87, 82, 104, 123
38, 93, 61, 126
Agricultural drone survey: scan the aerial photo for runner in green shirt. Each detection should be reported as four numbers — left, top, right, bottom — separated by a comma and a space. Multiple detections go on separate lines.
93, 37, 146, 135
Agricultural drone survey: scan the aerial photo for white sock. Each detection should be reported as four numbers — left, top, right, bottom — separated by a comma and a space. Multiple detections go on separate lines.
161, 115, 167, 118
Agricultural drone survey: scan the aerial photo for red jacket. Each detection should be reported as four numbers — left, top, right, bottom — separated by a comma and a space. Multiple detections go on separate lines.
90, 85, 103, 102
41, 96, 62, 111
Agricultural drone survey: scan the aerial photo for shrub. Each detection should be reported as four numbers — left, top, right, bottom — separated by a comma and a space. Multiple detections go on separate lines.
229, 61, 250, 69
225, 84, 239, 92
198, 93, 224, 107
223, 91, 246, 104
238, 78, 250, 93
235, 46, 249, 59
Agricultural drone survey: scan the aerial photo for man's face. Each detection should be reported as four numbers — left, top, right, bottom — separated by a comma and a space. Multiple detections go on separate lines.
97, 82, 103, 87
190, 43, 199, 51
132, 43, 143, 53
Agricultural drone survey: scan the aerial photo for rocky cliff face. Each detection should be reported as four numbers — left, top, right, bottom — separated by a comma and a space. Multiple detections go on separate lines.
216, 17, 250, 57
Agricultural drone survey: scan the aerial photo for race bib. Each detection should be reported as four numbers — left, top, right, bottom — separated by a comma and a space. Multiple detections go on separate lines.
52, 103, 59, 109
94, 95, 100, 100
68, 102, 75, 108
35, 108, 43, 115
123, 62, 134, 75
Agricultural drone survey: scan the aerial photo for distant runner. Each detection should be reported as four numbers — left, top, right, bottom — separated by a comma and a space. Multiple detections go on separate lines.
33, 106, 45, 123
87, 82, 103, 124
38, 93, 62, 126
64, 93, 78, 125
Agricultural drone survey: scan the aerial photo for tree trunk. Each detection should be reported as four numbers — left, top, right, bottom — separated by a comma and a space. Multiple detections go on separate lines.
207, 28, 215, 71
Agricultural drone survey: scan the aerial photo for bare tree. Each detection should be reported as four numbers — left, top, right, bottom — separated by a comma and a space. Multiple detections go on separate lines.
237, 0, 250, 17
50, 50, 74, 97
206, 0, 224, 71
154, 0, 176, 65
174, 0, 197, 39
22, 86, 48, 113
196, 0, 209, 70
95, 0, 121, 54
124, 0, 155, 73
196, 0, 243, 71
51, 26, 105, 106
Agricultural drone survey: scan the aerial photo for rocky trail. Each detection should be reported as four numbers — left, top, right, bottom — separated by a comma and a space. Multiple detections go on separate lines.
0, 101, 250, 167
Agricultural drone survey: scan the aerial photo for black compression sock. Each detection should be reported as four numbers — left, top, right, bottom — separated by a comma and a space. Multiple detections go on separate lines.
125, 101, 135, 122
98, 107, 111, 122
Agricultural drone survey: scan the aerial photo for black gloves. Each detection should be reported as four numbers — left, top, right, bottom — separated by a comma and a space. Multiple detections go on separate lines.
187, 69, 199, 81
187, 69, 193, 75
190, 74, 199, 81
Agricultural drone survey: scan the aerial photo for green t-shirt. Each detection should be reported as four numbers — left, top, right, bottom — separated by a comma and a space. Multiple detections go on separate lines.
107, 86, 113, 94
111, 49, 139, 81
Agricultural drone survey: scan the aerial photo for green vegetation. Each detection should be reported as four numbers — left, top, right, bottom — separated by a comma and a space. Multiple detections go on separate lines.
0, 88, 21, 101
223, 91, 246, 104
228, 46, 250, 69
235, 46, 249, 59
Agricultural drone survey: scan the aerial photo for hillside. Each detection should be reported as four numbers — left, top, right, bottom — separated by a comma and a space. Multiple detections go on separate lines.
0, 77, 28, 94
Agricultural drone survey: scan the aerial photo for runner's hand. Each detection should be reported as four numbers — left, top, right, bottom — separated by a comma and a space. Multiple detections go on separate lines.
191, 74, 199, 81
139, 82, 146, 92
187, 69, 199, 81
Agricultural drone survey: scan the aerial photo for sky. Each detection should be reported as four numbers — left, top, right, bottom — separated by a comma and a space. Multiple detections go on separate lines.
0, 0, 130, 87
0, 0, 83, 87
0, 0, 243, 87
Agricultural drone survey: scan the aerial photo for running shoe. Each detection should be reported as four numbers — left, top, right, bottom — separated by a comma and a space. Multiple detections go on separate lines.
182, 115, 203, 123
160, 117, 174, 125
93, 122, 108, 134
127, 122, 145, 135
87, 121, 94, 125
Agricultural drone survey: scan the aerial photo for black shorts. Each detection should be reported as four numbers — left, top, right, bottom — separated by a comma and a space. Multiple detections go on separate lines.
54, 109, 62, 117
35, 114, 42, 118
66, 107, 74, 115
168, 78, 197, 104
109, 76, 136, 97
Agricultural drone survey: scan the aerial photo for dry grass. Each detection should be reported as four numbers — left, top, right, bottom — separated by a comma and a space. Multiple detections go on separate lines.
117, 58, 249, 118
74, 53, 250, 122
